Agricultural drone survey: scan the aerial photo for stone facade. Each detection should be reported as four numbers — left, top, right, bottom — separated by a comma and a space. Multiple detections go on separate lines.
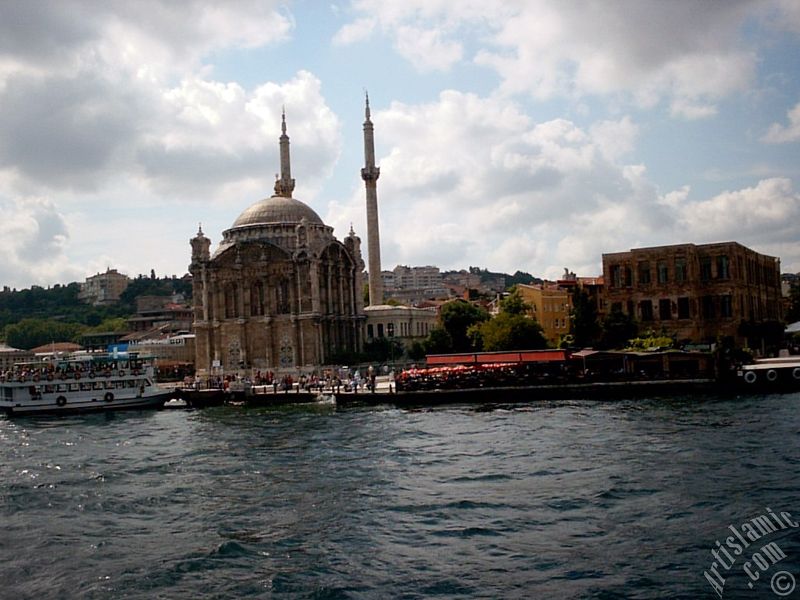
364, 304, 438, 347
189, 113, 365, 376
602, 242, 782, 343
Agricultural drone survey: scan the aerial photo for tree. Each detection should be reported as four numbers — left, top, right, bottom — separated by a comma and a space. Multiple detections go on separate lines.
570, 288, 600, 348
423, 327, 454, 355
407, 340, 427, 361
362, 337, 404, 363
469, 312, 547, 351
599, 308, 638, 350
3, 318, 83, 350
499, 286, 530, 315
439, 300, 489, 352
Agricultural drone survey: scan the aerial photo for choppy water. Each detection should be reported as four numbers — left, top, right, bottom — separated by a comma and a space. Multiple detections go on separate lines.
2, 393, 800, 599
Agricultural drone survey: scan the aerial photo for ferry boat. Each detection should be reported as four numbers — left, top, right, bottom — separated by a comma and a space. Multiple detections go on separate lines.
0, 352, 172, 416
738, 355, 800, 390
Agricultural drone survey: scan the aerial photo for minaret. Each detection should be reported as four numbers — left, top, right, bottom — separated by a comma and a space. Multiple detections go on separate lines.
274, 108, 296, 198
361, 93, 383, 305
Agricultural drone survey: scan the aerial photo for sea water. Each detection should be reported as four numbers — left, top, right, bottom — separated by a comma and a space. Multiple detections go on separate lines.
1, 393, 799, 599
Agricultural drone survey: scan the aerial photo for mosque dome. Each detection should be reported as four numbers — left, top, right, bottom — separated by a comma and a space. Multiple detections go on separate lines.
230, 195, 324, 229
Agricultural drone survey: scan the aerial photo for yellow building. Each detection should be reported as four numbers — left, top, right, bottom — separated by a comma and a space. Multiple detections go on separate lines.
517, 283, 572, 345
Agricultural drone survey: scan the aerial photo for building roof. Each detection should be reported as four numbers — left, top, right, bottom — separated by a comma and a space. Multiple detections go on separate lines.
0, 343, 27, 353
230, 195, 324, 229
29, 342, 83, 354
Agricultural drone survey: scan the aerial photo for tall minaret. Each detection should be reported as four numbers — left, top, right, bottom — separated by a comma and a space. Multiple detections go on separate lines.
361, 92, 383, 305
274, 108, 296, 198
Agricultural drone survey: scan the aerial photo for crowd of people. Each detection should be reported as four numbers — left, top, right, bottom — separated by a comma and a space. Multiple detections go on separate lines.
183, 364, 392, 394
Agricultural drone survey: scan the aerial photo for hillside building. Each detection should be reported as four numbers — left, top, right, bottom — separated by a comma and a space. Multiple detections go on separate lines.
77, 268, 129, 305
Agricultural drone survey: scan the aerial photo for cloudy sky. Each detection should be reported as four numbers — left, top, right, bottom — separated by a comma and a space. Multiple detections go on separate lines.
1, 1, 799, 288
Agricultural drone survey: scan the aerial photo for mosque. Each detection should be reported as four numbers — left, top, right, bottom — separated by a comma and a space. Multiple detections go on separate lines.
189, 99, 384, 375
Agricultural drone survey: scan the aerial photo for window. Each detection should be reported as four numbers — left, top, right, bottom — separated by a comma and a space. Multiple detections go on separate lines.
250, 282, 265, 316
675, 258, 687, 283
624, 267, 633, 287
700, 257, 712, 281
677, 297, 690, 319
720, 295, 733, 318
225, 284, 238, 318
638, 261, 651, 285
716, 255, 730, 279
702, 295, 715, 319
640, 300, 653, 321
657, 261, 668, 284
277, 280, 290, 314
659, 298, 671, 320
367, 324, 374, 339
611, 264, 624, 288
377, 323, 384, 338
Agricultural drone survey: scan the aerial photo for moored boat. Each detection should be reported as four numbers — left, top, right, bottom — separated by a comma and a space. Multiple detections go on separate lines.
0, 352, 171, 416
737, 356, 800, 391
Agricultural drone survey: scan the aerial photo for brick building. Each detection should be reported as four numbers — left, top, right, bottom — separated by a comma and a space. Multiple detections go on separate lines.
602, 242, 782, 343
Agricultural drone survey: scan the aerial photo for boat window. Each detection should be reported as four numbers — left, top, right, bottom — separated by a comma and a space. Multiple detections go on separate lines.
80, 382, 92, 391
92, 381, 104, 390
69, 383, 79, 392
44, 385, 55, 394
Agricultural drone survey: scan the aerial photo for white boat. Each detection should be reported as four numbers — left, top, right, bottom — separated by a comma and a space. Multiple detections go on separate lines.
738, 355, 800, 388
0, 352, 172, 416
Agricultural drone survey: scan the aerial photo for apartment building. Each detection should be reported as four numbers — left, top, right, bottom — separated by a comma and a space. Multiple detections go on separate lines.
602, 242, 782, 343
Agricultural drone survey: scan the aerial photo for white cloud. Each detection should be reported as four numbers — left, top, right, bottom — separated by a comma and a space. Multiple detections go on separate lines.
762, 101, 800, 143
677, 178, 800, 244
393, 25, 463, 72
327, 90, 800, 280
332, 17, 376, 46
334, 0, 491, 72
0, 195, 82, 287
326, 90, 657, 277
0, 2, 336, 286
589, 117, 639, 162
338, 0, 780, 118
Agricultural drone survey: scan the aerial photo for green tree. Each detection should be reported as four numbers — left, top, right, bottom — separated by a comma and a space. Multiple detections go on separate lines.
600, 308, 638, 350
469, 312, 547, 351
407, 340, 427, 361
82, 317, 130, 334
439, 300, 489, 352
570, 288, 600, 348
499, 287, 530, 315
362, 337, 404, 363
423, 327, 454, 355
4, 318, 83, 350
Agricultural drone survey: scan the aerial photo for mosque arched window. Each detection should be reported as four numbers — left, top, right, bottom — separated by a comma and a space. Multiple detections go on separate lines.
251, 282, 265, 316
225, 283, 238, 318
277, 279, 290, 314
